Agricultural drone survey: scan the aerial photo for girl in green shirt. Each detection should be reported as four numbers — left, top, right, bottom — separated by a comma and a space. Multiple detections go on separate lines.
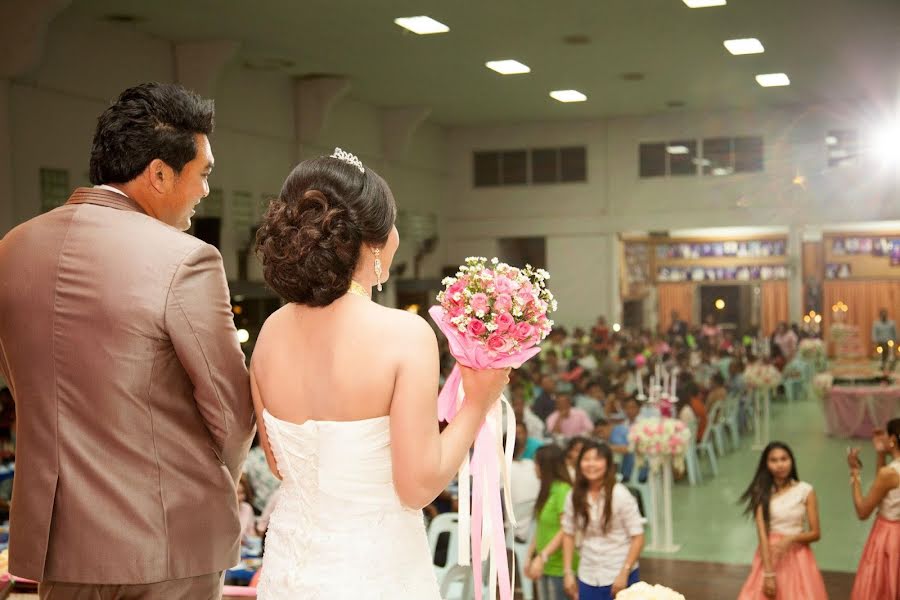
526, 445, 578, 600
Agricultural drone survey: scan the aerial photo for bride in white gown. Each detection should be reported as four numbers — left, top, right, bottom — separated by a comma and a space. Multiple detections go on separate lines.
250, 149, 510, 599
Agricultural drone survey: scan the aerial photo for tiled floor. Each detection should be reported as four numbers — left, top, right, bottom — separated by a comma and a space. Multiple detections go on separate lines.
643, 391, 870, 574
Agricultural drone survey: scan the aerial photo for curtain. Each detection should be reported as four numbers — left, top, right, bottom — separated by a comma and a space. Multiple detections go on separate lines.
657, 283, 695, 333
761, 281, 789, 336
823, 281, 900, 356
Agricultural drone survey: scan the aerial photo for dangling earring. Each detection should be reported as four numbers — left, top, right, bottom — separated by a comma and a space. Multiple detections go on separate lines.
373, 248, 383, 292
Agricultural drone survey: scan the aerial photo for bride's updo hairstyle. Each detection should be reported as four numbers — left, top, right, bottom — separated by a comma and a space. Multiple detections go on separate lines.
255, 156, 396, 307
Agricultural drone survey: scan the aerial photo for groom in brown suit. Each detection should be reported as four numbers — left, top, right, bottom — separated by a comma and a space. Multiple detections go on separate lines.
0, 83, 255, 599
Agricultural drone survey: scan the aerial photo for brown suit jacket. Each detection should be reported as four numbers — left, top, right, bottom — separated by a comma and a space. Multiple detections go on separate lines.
0, 188, 255, 584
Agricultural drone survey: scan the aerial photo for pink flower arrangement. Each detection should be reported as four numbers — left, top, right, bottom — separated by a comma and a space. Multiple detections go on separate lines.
627, 417, 692, 473
430, 257, 556, 600
434, 257, 556, 356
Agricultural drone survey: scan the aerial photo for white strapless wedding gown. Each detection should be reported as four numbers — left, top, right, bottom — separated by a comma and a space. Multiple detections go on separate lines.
257, 409, 442, 599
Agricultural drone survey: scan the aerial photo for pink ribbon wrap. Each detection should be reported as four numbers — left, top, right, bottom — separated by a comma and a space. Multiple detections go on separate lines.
429, 306, 542, 600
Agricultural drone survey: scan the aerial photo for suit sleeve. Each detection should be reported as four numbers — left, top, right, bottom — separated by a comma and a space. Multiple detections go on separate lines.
165, 243, 255, 483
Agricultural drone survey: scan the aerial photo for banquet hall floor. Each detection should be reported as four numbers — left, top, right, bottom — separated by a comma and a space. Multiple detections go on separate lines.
644, 391, 871, 575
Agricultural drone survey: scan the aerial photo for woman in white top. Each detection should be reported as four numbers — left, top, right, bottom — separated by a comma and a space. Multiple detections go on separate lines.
737, 442, 826, 600
561, 441, 644, 600
847, 418, 900, 599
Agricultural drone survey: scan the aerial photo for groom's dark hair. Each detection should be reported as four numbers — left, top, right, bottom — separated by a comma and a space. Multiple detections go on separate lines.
89, 82, 215, 185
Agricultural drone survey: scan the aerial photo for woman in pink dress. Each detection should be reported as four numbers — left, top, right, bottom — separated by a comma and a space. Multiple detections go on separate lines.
848, 418, 900, 599
737, 442, 827, 599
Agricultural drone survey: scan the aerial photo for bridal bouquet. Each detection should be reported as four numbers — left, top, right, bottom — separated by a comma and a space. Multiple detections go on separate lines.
743, 363, 782, 390
628, 418, 692, 472
616, 582, 686, 600
430, 257, 556, 600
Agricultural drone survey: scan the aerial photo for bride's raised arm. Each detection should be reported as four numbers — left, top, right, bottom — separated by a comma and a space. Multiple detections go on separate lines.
389, 314, 509, 509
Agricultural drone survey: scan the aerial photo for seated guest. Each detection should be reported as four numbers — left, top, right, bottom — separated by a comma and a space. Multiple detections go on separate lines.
532, 374, 558, 422
547, 385, 594, 439
706, 373, 727, 412
564, 437, 589, 482
609, 397, 647, 483
237, 475, 258, 545
510, 423, 541, 544
604, 383, 627, 420
512, 386, 546, 441
244, 435, 281, 514
694, 351, 717, 389
773, 321, 799, 365
575, 379, 606, 423
593, 418, 612, 443
677, 379, 707, 443
541, 349, 566, 376
515, 417, 545, 460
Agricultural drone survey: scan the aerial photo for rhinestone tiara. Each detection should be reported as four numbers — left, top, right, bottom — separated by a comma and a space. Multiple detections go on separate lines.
330, 147, 365, 173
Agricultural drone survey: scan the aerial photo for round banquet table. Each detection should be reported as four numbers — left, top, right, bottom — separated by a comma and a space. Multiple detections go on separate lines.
824, 384, 900, 438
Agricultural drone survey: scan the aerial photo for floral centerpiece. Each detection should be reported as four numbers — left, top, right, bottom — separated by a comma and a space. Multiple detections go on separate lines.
627, 417, 692, 473
430, 257, 556, 600
616, 582, 686, 600
743, 363, 782, 390
812, 372, 834, 397
799, 338, 828, 371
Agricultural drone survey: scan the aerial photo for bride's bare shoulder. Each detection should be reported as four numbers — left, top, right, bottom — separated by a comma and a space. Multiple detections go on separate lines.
375, 305, 438, 347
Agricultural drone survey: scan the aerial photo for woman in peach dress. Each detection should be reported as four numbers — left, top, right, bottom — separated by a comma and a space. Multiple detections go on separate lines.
737, 442, 827, 600
848, 418, 900, 599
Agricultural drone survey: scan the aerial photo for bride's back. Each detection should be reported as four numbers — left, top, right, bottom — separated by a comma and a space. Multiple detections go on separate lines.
252, 296, 406, 423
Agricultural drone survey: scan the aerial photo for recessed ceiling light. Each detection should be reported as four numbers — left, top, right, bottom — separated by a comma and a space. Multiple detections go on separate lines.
485, 60, 531, 75
550, 90, 587, 103
825, 135, 838, 145
666, 145, 690, 154
724, 38, 765, 55
755, 73, 790, 87
394, 16, 449, 35
683, 0, 726, 7
712, 167, 733, 176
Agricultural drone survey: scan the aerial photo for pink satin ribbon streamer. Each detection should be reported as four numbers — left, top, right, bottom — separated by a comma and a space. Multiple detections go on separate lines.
430, 306, 542, 600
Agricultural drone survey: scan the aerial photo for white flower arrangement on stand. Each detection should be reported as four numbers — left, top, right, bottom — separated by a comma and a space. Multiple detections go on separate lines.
744, 363, 781, 450
627, 418, 691, 553
799, 338, 827, 372
616, 581, 686, 600
812, 372, 834, 398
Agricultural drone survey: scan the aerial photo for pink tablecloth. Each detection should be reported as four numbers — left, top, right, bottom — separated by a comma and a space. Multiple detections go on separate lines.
824, 385, 900, 438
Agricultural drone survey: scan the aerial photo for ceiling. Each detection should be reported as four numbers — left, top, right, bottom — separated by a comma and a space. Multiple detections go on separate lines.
66, 0, 900, 125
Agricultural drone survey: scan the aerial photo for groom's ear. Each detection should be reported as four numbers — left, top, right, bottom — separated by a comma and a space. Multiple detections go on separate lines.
147, 158, 175, 194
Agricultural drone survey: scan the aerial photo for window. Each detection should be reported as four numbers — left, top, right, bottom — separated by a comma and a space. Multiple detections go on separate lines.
473, 146, 587, 187
500, 151, 527, 185
531, 148, 558, 184
639, 143, 667, 177
826, 130, 858, 168
667, 140, 698, 176
734, 137, 764, 172
473, 152, 500, 187
702, 137, 733, 176
560, 147, 587, 182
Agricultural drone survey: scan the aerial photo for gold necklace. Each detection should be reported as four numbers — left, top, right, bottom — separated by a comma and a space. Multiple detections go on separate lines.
347, 280, 371, 299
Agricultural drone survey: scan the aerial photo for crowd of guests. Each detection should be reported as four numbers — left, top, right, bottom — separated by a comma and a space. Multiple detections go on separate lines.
427, 313, 899, 600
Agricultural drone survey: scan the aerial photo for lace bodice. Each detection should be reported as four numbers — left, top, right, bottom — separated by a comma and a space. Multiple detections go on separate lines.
257, 410, 441, 600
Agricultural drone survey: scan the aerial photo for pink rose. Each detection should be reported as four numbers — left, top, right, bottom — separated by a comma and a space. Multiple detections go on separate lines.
467, 319, 487, 338
487, 333, 515, 354
493, 293, 513, 314
471, 292, 489, 315
517, 282, 534, 303
513, 322, 534, 341
494, 276, 516, 295
495, 312, 515, 333
448, 303, 465, 318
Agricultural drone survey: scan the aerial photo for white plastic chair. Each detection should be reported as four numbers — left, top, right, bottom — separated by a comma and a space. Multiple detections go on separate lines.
721, 392, 742, 450
440, 564, 475, 600
505, 523, 534, 600
696, 416, 719, 478
707, 401, 727, 455
428, 512, 459, 584
684, 420, 702, 486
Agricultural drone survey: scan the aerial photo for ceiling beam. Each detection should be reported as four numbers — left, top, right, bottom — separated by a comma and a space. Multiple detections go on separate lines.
293, 76, 351, 147
174, 40, 240, 98
380, 106, 431, 161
